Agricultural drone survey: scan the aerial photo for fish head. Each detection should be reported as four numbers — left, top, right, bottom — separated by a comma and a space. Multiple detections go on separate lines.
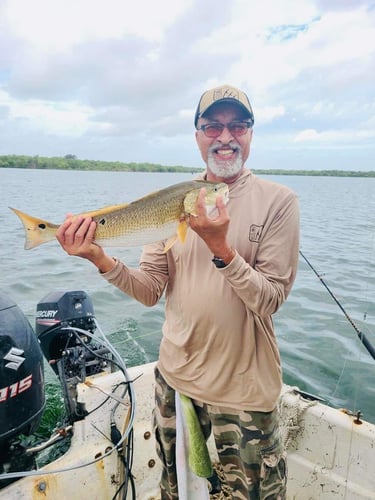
183, 181, 229, 216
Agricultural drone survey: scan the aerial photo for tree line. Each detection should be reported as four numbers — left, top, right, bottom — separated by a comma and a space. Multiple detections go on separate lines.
0, 154, 202, 173
1, 154, 375, 177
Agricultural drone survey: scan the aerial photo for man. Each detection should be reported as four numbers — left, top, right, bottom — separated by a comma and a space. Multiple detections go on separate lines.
56, 84, 300, 499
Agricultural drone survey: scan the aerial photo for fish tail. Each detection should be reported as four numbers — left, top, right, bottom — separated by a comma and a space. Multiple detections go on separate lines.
10, 207, 59, 250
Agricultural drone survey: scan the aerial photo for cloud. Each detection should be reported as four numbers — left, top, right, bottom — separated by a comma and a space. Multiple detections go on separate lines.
256, 106, 286, 124
294, 129, 320, 142
0, 0, 375, 169
3, 0, 194, 49
294, 127, 375, 147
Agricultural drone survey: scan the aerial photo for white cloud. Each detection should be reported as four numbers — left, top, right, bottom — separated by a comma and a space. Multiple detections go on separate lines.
0, 89, 93, 136
0, 0, 375, 169
3, 0, 194, 50
294, 127, 375, 145
294, 129, 324, 142
256, 106, 286, 124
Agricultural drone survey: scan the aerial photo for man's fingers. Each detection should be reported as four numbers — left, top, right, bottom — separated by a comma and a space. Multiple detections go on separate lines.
215, 195, 228, 217
56, 216, 93, 245
216, 195, 225, 208
86, 220, 97, 241
195, 188, 207, 215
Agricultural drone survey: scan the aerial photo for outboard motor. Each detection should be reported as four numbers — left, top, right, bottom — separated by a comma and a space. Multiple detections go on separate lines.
0, 293, 45, 480
0, 290, 132, 494
35, 290, 96, 374
35, 290, 113, 423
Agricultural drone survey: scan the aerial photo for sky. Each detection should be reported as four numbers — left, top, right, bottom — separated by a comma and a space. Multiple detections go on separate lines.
0, 0, 375, 171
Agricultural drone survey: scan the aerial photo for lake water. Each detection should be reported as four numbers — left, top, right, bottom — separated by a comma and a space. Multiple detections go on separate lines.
1, 168, 375, 425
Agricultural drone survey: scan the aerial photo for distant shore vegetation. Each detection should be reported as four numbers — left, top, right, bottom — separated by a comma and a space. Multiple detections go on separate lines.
0, 154, 201, 173
1, 154, 375, 177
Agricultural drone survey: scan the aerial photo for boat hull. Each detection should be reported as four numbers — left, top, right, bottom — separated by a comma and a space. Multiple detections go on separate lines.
1, 362, 375, 499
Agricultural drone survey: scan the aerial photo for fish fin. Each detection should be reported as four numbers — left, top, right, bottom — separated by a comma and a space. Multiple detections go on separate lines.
162, 221, 189, 253
177, 220, 189, 242
10, 207, 59, 250
163, 236, 178, 253
79, 203, 129, 218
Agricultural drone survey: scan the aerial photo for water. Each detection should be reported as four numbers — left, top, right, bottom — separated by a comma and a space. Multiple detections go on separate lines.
1, 168, 375, 425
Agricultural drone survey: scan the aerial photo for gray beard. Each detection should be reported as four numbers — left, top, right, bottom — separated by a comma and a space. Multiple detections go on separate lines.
207, 148, 243, 179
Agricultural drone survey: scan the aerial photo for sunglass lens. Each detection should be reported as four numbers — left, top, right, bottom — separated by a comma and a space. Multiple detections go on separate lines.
204, 124, 224, 137
228, 123, 248, 136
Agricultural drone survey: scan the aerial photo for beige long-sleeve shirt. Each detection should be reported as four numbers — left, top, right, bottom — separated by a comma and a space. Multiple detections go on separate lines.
101, 169, 300, 411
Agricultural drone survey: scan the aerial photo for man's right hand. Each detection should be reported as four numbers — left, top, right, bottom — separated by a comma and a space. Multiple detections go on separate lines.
55, 216, 116, 273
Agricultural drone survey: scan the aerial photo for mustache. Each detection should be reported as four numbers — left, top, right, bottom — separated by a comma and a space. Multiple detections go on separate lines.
209, 141, 241, 154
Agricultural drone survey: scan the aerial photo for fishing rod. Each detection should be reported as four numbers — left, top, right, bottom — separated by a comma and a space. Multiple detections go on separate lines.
299, 250, 375, 361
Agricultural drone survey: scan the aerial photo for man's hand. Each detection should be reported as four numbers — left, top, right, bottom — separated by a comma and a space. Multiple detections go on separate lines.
188, 188, 235, 264
56, 216, 116, 273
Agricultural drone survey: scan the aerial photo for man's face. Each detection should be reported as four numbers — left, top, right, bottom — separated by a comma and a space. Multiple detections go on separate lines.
195, 103, 253, 183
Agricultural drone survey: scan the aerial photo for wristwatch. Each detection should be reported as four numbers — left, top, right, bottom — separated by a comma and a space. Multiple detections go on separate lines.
212, 256, 227, 268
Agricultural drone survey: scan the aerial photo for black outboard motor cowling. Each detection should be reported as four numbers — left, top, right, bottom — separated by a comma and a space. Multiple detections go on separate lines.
0, 294, 45, 447
35, 290, 96, 374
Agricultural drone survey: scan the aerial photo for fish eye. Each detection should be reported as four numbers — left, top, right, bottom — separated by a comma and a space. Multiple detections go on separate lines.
38, 223, 46, 229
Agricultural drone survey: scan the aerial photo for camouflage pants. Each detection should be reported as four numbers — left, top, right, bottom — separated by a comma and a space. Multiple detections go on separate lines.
153, 367, 287, 500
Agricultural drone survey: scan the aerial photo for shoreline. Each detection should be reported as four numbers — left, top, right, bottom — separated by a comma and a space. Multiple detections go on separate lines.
1, 155, 374, 177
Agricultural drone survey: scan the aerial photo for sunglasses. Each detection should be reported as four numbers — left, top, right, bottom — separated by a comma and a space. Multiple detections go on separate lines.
197, 121, 253, 138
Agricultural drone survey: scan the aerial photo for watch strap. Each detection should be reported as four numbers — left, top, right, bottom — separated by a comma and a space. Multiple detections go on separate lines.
212, 256, 227, 268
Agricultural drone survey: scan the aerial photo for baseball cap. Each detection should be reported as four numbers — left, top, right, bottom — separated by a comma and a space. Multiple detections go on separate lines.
194, 84, 254, 128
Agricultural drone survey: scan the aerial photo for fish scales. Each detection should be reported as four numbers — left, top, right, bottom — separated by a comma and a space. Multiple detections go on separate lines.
92, 182, 196, 241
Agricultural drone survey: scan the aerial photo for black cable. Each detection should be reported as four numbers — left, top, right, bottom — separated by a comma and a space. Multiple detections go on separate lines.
66, 326, 137, 498
70, 329, 128, 375
68, 330, 131, 416
111, 429, 136, 500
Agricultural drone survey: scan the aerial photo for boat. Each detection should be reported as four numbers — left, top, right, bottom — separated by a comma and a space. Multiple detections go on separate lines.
1, 289, 374, 499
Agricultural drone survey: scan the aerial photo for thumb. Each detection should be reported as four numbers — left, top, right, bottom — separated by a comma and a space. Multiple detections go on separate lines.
215, 195, 227, 214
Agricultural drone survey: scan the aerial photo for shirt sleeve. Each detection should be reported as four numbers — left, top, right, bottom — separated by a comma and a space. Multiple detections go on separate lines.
99, 242, 169, 307
220, 192, 300, 317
